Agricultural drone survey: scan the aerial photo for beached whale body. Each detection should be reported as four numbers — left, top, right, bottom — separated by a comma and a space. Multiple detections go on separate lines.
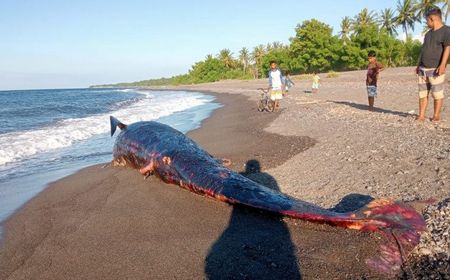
110, 116, 425, 276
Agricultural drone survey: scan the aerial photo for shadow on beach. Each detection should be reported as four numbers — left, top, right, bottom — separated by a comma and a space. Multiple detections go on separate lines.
328, 193, 374, 213
331, 100, 411, 117
204, 159, 302, 280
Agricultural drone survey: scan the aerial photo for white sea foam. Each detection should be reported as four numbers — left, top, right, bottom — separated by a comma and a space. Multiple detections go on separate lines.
0, 90, 210, 166
117, 89, 134, 92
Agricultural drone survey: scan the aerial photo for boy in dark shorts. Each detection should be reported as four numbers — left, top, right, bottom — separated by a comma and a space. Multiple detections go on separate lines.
366, 51, 384, 111
416, 7, 450, 122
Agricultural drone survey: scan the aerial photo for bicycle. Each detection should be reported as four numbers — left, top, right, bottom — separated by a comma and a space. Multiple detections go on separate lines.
256, 88, 275, 112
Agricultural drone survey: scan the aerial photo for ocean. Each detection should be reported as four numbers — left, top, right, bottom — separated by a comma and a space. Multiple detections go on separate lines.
0, 88, 221, 230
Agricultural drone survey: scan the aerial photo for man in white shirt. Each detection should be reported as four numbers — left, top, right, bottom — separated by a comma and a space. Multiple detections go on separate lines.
268, 61, 284, 111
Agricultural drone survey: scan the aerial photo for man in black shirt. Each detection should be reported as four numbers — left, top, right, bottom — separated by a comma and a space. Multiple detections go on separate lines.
416, 7, 450, 122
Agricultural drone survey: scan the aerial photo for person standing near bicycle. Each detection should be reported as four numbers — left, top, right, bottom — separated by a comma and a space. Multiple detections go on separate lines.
268, 61, 284, 111
283, 70, 295, 94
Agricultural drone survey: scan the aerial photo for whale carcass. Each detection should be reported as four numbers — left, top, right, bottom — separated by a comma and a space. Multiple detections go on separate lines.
110, 116, 425, 276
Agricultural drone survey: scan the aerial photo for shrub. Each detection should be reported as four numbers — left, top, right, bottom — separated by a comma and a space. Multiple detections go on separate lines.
327, 71, 339, 78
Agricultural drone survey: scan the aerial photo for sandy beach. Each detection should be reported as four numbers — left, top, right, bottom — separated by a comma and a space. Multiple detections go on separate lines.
1, 67, 449, 279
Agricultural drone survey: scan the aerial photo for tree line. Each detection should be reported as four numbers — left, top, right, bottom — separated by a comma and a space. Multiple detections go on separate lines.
97, 0, 449, 87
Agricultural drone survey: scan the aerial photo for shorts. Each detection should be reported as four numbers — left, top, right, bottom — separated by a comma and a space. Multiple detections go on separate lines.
418, 67, 445, 100
367, 85, 377, 97
312, 82, 319, 89
270, 89, 283, 101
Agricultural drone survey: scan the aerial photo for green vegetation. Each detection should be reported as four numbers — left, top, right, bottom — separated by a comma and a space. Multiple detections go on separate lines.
93, 1, 448, 88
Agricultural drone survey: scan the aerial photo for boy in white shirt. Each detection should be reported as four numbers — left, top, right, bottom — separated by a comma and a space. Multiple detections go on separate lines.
268, 61, 284, 111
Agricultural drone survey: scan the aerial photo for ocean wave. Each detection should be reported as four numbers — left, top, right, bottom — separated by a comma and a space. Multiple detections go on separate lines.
0, 90, 210, 166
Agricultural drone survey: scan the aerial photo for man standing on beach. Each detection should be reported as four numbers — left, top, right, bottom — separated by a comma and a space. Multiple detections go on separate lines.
268, 61, 284, 111
416, 7, 450, 122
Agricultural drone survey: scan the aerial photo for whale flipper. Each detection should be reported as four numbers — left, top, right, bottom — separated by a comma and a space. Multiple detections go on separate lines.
110, 116, 127, 137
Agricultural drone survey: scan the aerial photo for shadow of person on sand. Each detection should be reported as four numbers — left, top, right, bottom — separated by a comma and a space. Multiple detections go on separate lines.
204, 159, 302, 280
328, 193, 375, 213
331, 101, 411, 118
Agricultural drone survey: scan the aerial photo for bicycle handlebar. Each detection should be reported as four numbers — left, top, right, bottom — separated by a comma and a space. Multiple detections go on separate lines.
257, 87, 270, 93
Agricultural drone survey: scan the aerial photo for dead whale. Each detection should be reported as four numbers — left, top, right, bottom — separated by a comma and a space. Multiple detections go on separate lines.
110, 116, 425, 276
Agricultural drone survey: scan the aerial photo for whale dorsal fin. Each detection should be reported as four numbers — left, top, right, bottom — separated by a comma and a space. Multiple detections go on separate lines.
110, 116, 127, 136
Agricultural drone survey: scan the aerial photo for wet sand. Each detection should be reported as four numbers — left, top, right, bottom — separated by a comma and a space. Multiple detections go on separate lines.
0, 91, 386, 279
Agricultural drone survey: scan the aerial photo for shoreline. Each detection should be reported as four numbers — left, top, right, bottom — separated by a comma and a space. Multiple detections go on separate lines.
1, 67, 449, 278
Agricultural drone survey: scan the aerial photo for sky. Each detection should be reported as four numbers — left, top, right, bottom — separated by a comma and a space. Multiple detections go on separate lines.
0, 0, 424, 90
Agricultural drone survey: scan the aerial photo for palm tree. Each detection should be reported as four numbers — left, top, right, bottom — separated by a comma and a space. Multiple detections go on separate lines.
415, 0, 445, 20
251, 45, 266, 78
239, 47, 250, 74
218, 49, 234, 68
395, 0, 419, 39
351, 8, 378, 36
379, 8, 399, 35
354, 8, 378, 28
339, 16, 352, 40
271, 41, 284, 49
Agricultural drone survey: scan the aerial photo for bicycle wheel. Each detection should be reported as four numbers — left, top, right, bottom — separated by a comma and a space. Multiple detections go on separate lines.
257, 99, 265, 112
267, 100, 275, 112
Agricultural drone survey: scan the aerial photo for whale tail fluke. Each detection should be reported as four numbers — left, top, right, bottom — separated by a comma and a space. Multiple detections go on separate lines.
110, 116, 127, 136
349, 199, 426, 275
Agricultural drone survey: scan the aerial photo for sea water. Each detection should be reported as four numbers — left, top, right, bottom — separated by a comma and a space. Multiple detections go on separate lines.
0, 88, 221, 232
